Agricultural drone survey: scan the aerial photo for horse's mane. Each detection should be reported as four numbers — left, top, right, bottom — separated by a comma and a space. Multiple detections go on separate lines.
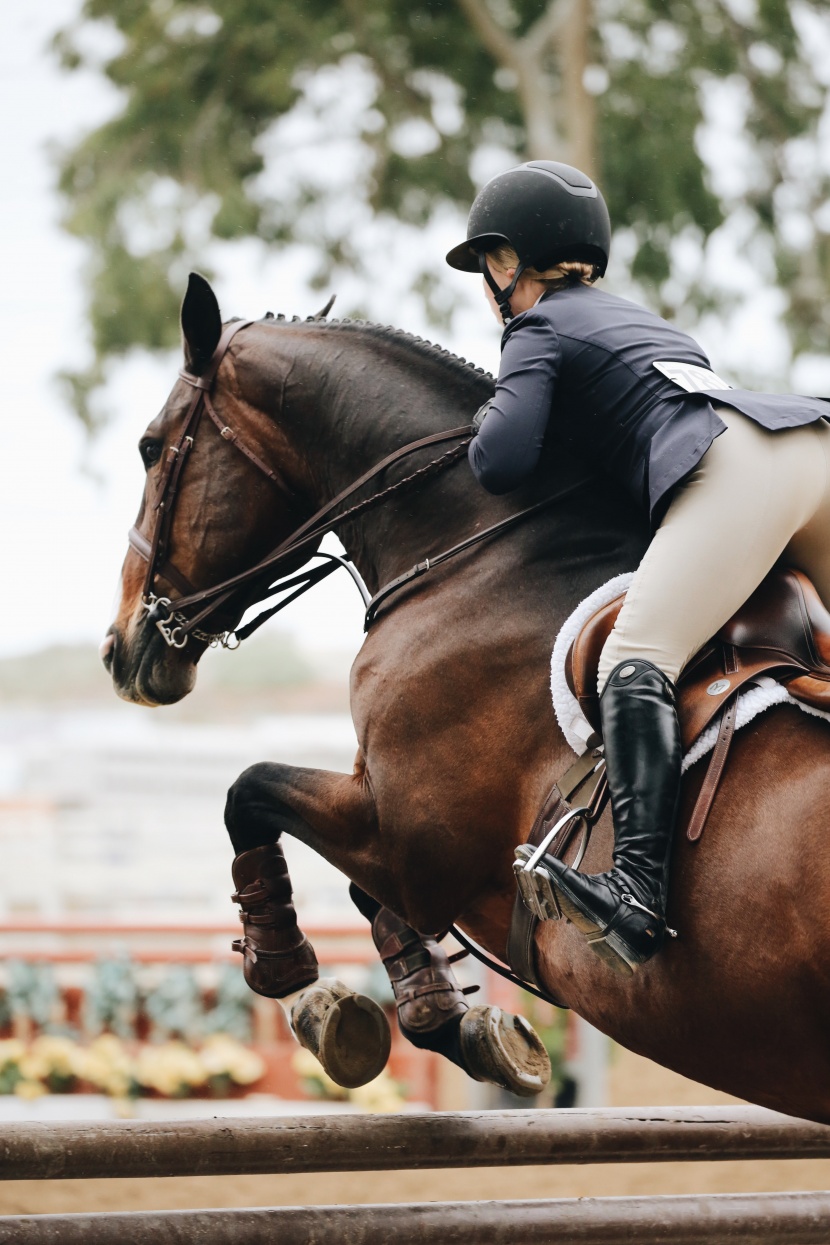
257, 312, 495, 389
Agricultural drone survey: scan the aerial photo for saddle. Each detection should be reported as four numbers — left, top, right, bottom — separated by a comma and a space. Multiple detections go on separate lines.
567, 565, 830, 749
506, 566, 830, 996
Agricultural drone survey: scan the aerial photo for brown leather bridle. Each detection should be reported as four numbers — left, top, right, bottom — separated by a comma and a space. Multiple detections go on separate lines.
129, 319, 477, 650
129, 317, 592, 650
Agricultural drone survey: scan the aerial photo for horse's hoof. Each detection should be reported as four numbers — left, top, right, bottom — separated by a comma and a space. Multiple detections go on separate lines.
459, 1004, 551, 1097
290, 978, 392, 1089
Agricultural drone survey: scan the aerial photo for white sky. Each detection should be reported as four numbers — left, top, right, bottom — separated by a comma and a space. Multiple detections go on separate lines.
2, 1, 829, 664
0, 0, 497, 664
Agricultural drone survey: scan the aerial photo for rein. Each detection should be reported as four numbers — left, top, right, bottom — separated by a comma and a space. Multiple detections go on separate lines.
363, 485, 586, 630
129, 319, 585, 649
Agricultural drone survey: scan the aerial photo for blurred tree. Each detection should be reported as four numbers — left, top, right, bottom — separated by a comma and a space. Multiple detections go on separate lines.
54, 0, 830, 426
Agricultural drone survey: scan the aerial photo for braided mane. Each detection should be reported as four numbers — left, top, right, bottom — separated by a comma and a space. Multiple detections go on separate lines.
259, 312, 495, 389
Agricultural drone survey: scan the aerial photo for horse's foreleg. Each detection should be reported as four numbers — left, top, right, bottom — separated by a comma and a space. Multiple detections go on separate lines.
349, 883, 552, 1098
224, 761, 391, 1088
226, 759, 550, 1097
224, 758, 398, 898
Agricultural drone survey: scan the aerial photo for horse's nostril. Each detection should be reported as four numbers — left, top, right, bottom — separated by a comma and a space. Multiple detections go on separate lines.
99, 632, 116, 669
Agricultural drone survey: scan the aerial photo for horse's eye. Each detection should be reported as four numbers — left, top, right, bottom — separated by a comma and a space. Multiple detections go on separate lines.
140, 440, 163, 469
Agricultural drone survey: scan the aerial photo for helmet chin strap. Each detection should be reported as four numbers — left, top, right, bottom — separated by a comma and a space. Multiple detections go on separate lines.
478, 252, 527, 324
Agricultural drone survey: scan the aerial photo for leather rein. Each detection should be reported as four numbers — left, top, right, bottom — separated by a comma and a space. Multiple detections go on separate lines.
128, 320, 584, 650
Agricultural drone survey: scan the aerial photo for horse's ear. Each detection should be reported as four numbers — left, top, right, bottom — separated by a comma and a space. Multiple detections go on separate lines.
181, 273, 222, 373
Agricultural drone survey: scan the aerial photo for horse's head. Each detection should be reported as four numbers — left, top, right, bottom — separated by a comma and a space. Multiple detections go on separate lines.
102, 274, 312, 706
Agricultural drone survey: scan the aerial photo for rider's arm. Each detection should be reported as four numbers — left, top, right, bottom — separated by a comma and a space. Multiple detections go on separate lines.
468, 311, 562, 493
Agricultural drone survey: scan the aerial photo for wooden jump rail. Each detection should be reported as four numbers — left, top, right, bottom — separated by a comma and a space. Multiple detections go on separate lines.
3, 1193, 830, 1244
1, 1107, 829, 1242
1, 1106, 829, 1180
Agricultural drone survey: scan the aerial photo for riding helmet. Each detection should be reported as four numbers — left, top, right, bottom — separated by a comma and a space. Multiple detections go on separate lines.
446, 161, 611, 276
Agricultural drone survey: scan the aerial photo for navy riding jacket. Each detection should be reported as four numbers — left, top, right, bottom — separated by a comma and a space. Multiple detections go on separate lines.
470, 283, 830, 525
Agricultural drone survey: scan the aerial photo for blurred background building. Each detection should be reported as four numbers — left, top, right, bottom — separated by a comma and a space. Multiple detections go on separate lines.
0, 640, 355, 922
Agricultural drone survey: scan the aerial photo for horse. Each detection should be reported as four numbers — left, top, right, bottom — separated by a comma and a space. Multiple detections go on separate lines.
103, 274, 830, 1123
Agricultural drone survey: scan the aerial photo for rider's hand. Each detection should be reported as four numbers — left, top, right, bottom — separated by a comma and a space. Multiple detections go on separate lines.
472, 400, 492, 433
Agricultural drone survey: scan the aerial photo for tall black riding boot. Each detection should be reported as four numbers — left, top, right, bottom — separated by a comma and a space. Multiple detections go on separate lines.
542, 659, 682, 975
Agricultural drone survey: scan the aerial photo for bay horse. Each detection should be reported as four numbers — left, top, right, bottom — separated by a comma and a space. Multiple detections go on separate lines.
104, 274, 830, 1122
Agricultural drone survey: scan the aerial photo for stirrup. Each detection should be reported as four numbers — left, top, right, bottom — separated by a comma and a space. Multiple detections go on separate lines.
513, 846, 562, 921
513, 805, 590, 922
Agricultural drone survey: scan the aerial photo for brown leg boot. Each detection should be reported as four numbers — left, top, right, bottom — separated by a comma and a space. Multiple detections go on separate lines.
372, 907, 551, 1097
231, 843, 319, 999
371, 908, 471, 1046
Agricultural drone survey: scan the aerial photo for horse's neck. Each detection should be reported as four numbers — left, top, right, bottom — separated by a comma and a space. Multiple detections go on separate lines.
257, 322, 648, 609
262, 323, 495, 590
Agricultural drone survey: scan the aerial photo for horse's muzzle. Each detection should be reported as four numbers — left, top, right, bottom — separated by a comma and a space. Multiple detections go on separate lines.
99, 631, 115, 670
106, 621, 196, 706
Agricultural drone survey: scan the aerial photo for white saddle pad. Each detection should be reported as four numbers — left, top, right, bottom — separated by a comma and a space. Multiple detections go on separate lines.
550, 574, 830, 773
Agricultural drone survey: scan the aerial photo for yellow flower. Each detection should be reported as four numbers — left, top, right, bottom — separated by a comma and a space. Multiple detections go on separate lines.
20, 1036, 80, 1082
291, 1047, 347, 1100
0, 1039, 25, 1069
135, 1041, 207, 1096
77, 1035, 135, 1097
14, 1079, 46, 1100
348, 1069, 407, 1113
200, 1035, 264, 1085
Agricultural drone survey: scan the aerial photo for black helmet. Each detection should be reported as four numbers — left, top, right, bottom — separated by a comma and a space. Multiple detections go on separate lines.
446, 160, 611, 278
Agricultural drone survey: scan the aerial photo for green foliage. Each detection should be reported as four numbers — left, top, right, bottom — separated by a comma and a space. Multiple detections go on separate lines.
202, 964, 255, 1041
6, 962, 59, 1030
84, 956, 141, 1039
144, 965, 203, 1041
53, 0, 830, 421
0, 1060, 23, 1096
521, 992, 568, 1081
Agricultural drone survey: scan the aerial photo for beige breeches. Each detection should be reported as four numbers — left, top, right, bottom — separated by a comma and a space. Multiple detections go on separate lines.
597, 406, 830, 690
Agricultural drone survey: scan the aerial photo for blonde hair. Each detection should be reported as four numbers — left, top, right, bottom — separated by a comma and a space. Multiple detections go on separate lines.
489, 243, 599, 290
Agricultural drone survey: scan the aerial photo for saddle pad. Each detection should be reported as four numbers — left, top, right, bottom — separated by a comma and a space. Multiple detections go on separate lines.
550, 574, 830, 773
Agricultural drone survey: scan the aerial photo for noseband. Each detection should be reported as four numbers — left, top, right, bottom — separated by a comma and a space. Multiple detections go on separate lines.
129, 320, 478, 649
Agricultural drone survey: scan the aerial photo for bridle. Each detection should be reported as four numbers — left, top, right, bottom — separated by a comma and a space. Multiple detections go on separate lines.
128, 319, 587, 651
130, 319, 473, 649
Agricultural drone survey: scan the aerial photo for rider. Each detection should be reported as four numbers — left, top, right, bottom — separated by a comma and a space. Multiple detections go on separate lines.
447, 160, 830, 975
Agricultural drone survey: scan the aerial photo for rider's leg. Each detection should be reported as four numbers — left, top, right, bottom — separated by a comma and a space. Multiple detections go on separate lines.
550, 409, 830, 974
782, 419, 830, 609
597, 409, 829, 687
548, 658, 682, 973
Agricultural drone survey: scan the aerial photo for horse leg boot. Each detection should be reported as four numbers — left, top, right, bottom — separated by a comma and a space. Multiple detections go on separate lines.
352, 886, 550, 1097
542, 659, 682, 976
231, 842, 319, 997
232, 843, 390, 1088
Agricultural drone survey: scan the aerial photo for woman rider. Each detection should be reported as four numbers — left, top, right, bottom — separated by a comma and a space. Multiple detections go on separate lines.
447, 160, 830, 976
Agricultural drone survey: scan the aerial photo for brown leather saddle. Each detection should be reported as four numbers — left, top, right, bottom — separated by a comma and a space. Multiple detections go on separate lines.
506, 566, 830, 997
567, 565, 830, 751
